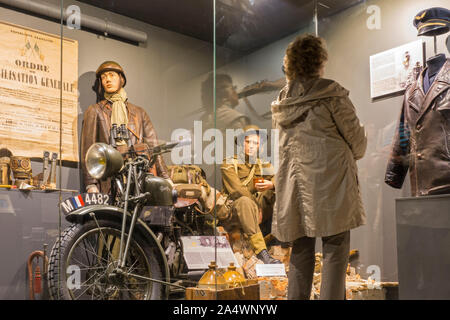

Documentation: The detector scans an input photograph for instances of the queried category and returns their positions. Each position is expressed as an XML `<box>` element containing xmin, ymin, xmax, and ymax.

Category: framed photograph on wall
<box><xmin>370</xmin><ymin>40</ymin><xmax>424</xmax><ymax>99</ymax></box>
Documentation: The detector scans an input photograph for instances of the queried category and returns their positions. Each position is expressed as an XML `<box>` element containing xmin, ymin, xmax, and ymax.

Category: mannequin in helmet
<box><xmin>81</xmin><ymin>61</ymin><xmax>170</xmax><ymax>193</ymax></box>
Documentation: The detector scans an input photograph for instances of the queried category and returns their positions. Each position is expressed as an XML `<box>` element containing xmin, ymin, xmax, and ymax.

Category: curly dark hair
<box><xmin>284</xmin><ymin>34</ymin><xmax>328</xmax><ymax>81</ymax></box>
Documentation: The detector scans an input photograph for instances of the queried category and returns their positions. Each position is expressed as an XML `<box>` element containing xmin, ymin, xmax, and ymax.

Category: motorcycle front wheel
<box><xmin>48</xmin><ymin>219</ymin><xmax>165</xmax><ymax>300</ymax></box>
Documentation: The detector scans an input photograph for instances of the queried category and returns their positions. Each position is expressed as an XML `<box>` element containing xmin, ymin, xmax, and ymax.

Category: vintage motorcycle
<box><xmin>47</xmin><ymin>125</ymin><xmax>213</xmax><ymax>300</ymax></box>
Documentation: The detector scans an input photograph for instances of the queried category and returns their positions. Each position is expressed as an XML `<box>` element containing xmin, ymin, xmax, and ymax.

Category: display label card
<box><xmin>369</xmin><ymin>39</ymin><xmax>424</xmax><ymax>98</ymax></box>
<box><xmin>255</xmin><ymin>263</ymin><xmax>286</xmax><ymax>277</ymax></box>
<box><xmin>181</xmin><ymin>236</ymin><xmax>240</xmax><ymax>270</ymax></box>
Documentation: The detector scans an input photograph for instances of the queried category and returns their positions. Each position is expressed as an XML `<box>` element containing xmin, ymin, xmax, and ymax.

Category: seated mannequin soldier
<box><xmin>81</xmin><ymin>61</ymin><xmax>170</xmax><ymax>193</ymax></box>
<box><xmin>219</xmin><ymin>125</ymin><xmax>281</xmax><ymax>264</ymax></box>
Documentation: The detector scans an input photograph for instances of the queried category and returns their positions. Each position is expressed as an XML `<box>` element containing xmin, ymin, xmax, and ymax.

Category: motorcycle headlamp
<box><xmin>86</xmin><ymin>143</ymin><xmax>124</xmax><ymax>180</ymax></box>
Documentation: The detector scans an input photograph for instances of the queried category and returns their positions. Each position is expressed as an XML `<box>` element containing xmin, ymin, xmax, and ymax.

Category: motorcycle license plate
<box><xmin>60</xmin><ymin>193</ymin><xmax>111</xmax><ymax>215</ymax></box>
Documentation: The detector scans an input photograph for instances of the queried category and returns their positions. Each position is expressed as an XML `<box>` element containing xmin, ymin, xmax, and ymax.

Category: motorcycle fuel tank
<box><xmin>144</xmin><ymin>174</ymin><xmax>175</xmax><ymax>206</ymax></box>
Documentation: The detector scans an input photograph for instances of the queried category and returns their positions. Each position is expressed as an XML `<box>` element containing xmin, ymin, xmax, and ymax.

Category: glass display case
<box><xmin>0</xmin><ymin>0</ymin><xmax>448</xmax><ymax>301</ymax></box>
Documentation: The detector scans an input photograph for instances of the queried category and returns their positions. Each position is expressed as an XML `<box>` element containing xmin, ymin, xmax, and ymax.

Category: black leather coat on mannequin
<box><xmin>385</xmin><ymin>59</ymin><xmax>450</xmax><ymax>196</ymax></box>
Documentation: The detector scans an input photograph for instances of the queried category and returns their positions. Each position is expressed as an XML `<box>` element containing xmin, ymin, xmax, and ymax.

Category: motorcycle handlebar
<box><xmin>150</xmin><ymin>139</ymin><xmax>191</xmax><ymax>154</ymax></box>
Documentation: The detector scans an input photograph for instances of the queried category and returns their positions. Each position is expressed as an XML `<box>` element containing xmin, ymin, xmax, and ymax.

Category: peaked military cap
<box><xmin>413</xmin><ymin>7</ymin><xmax>450</xmax><ymax>36</ymax></box>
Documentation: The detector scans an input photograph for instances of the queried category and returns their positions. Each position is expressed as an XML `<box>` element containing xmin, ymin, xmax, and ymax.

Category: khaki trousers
<box><xmin>220</xmin><ymin>195</ymin><xmax>264</xmax><ymax>253</ymax></box>
<box><xmin>224</xmin><ymin>189</ymin><xmax>275</xmax><ymax>235</ymax></box>
<box><xmin>220</xmin><ymin>190</ymin><xmax>275</xmax><ymax>254</ymax></box>
<box><xmin>288</xmin><ymin>230</ymin><xmax>350</xmax><ymax>300</ymax></box>
<box><xmin>228</xmin><ymin>196</ymin><xmax>260</xmax><ymax>235</ymax></box>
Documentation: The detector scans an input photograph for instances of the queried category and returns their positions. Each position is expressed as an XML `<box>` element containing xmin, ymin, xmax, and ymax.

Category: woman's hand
<box><xmin>255</xmin><ymin>179</ymin><xmax>274</xmax><ymax>192</ymax></box>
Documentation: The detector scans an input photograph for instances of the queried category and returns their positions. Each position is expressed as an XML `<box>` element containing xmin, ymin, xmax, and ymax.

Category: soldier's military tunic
<box><xmin>200</xmin><ymin>102</ymin><xmax>250</xmax><ymax>191</ymax></box>
<box><xmin>220</xmin><ymin>154</ymin><xmax>275</xmax><ymax>253</ymax></box>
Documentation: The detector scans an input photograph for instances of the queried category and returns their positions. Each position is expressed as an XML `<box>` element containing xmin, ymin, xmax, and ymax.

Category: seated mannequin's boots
<box><xmin>256</xmin><ymin>249</ymin><xmax>282</xmax><ymax>264</ymax></box>
<box><xmin>249</xmin><ymin>232</ymin><xmax>282</xmax><ymax>264</ymax></box>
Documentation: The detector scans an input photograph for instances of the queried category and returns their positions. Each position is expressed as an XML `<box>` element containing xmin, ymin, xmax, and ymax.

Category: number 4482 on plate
<box><xmin>60</xmin><ymin>193</ymin><xmax>111</xmax><ymax>215</ymax></box>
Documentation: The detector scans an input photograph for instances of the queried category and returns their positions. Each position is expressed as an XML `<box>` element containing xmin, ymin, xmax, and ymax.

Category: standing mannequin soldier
<box><xmin>220</xmin><ymin>125</ymin><xmax>281</xmax><ymax>264</ymax></box>
<box><xmin>81</xmin><ymin>61</ymin><xmax>170</xmax><ymax>193</ymax></box>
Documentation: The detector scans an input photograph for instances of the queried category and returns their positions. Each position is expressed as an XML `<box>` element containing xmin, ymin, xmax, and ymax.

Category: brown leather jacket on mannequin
<box><xmin>81</xmin><ymin>99</ymin><xmax>169</xmax><ymax>193</ymax></box>
<box><xmin>385</xmin><ymin>59</ymin><xmax>450</xmax><ymax>196</ymax></box>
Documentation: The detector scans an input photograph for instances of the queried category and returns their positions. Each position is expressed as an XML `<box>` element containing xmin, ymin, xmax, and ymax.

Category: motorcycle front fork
<box><xmin>119</xmin><ymin>163</ymin><xmax>144</xmax><ymax>269</ymax></box>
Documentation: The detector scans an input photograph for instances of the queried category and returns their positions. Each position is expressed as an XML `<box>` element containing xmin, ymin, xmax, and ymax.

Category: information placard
<box><xmin>255</xmin><ymin>263</ymin><xmax>286</xmax><ymax>277</ymax></box>
<box><xmin>369</xmin><ymin>40</ymin><xmax>423</xmax><ymax>98</ymax></box>
<box><xmin>181</xmin><ymin>236</ymin><xmax>239</xmax><ymax>270</ymax></box>
<box><xmin>0</xmin><ymin>21</ymin><xmax>79</xmax><ymax>161</ymax></box>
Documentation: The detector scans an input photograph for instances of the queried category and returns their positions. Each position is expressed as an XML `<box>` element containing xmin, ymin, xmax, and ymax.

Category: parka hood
<box><xmin>271</xmin><ymin>78</ymin><xmax>349</xmax><ymax>127</ymax></box>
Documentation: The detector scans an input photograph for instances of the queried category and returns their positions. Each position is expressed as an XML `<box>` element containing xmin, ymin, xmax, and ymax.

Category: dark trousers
<box><xmin>288</xmin><ymin>230</ymin><xmax>350</xmax><ymax>300</ymax></box>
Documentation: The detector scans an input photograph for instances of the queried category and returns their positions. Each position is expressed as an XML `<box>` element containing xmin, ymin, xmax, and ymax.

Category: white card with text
<box><xmin>255</xmin><ymin>263</ymin><xmax>286</xmax><ymax>277</ymax></box>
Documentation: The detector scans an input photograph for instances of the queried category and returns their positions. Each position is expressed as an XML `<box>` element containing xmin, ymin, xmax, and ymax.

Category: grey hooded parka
<box><xmin>271</xmin><ymin>78</ymin><xmax>367</xmax><ymax>241</ymax></box>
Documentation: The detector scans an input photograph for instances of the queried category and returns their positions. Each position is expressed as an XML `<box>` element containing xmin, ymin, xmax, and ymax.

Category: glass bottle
<box><xmin>198</xmin><ymin>261</ymin><xmax>228</xmax><ymax>290</ymax></box>
<box><xmin>223</xmin><ymin>262</ymin><xmax>246</xmax><ymax>288</ymax></box>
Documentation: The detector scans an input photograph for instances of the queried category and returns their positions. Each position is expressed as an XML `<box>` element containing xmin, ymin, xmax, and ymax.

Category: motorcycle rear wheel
<box><xmin>48</xmin><ymin>219</ymin><xmax>165</xmax><ymax>300</ymax></box>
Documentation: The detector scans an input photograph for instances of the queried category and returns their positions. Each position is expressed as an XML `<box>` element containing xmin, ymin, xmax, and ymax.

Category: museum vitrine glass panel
<box><xmin>0</xmin><ymin>0</ymin><xmax>448</xmax><ymax>301</ymax></box>
<box><xmin>314</xmin><ymin>0</ymin><xmax>449</xmax><ymax>296</ymax></box>
<box><xmin>0</xmin><ymin>0</ymin><xmax>69</xmax><ymax>300</ymax></box>
<box><xmin>52</xmin><ymin>0</ymin><xmax>218</xmax><ymax>300</ymax></box>
<box><xmin>211</xmin><ymin>0</ymin><xmax>450</xmax><ymax>301</ymax></box>
<box><xmin>311</xmin><ymin>0</ymin><xmax>450</xmax><ymax>300</ymax></box>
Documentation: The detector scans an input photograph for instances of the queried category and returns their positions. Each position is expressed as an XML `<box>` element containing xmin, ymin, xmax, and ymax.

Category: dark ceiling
<box><xmin>79</xmin><ymin>0</ymin><xmax>363</xmax><ymax>54</ymax></box>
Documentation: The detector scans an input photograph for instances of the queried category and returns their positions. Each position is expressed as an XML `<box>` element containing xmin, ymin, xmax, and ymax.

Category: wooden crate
<box><xmin>185</xmin><ymin>280</ymin><xmax>260</xmax><ymax>300</ymax></box>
